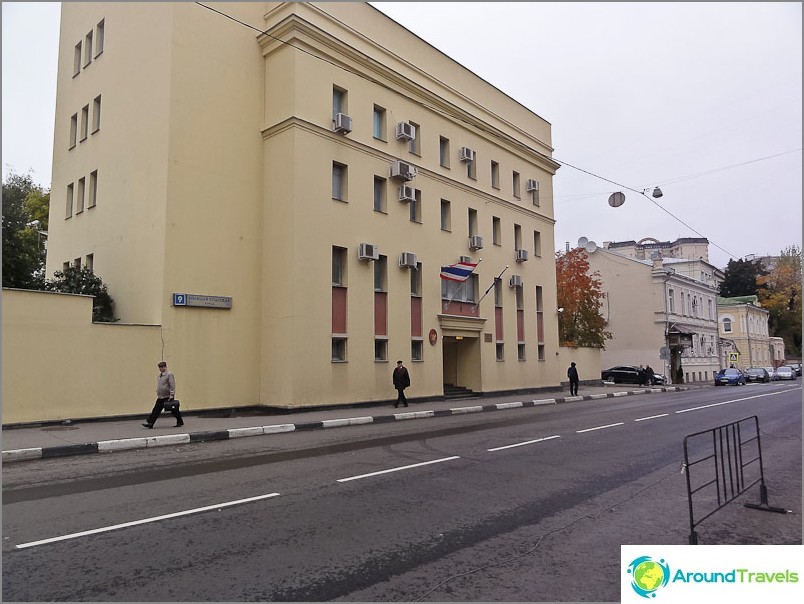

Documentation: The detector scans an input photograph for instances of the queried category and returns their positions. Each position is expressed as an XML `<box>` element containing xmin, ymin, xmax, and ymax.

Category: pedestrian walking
<box><xmin>646</xmin><ymin>364</ymin><xmax>655</xmax><ymax>386</ymax></box>
<box><xmin>638</xmin><ymin>365</ymin><xmax>647</xmax><ymax>386</ymax></box>
<box><xmin>142</xmin><ymin>361</ymin><xmax>184</xmax><ymax>428</ymax></box>
<box><xmin>567</xmin><ymin>361</ymin><xmax>580</xmax><ymax>396</ymax></box>
<box><xmin>392</xmin><ymin>360</ymin><xmax>410</xmax><ymax>408</ymax></box>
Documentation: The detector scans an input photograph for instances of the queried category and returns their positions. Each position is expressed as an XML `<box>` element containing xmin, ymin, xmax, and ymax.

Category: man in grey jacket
<box><xmin>142</xmin><ymin>361</ymin><xmax>184</xmax><ymax>428</ymax></box>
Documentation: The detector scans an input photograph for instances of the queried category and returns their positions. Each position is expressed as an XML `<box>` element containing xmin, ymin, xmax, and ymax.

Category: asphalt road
<box><xmin>3</xmin><ymin>383</ymin><xmax>801</xmax><ymax>602</ymax></box>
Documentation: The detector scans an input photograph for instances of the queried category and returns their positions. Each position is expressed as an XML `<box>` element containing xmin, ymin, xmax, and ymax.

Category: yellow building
<box><xmin>717</xmin><ymin>296</ymin><xmax>773</xmax><ymax>370</ymax></box>
<box><xmin>15</xmin><ymin>2</ymin><xmax>568</xmax><ymax>421</ymax></box>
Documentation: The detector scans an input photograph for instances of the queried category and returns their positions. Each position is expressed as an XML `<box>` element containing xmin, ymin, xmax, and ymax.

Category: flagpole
<box><xmin>443</xmin><ymin>258</ymin><xmax>481</xmax><ymax>310</ymax></box>
<box><xmin>475</xmin><ymin>265</ymin><xmax>509</xmax><ymax>309</ymax></box>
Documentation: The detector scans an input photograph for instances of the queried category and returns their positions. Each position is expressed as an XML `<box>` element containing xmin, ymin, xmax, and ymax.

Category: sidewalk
<box><xmin>1</xmin><ymin>383</ymin><xmax>693</xmax><ymax>463</ymax></box>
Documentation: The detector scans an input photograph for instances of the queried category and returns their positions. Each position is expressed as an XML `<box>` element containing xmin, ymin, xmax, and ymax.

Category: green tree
<box><xmin>556</xmin><ymin>248</ymin><xmax>612</xmax><ymax>348</ymax></box>
<box><xmin>44</xmin><ymin>266</ymin><xmax>118</xmax><ymax>323</ymax></box>
<box><xmin>719</xmin><ymin>257</ymin><xmax>767</xmax><ymax>298</ymax></box>
<box><xmin>2</xmin><ymin>171</ymin><xmax>49</xmax><ymax>288</ymax></box>
<box><xmin>757</xmin><ymin>245</ymin><xmax>802</xmax><ymax>357</ymax></box>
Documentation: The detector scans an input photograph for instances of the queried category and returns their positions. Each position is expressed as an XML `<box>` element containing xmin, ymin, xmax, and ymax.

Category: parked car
<box><xmin>776</xmin><ymin>366</ymin><xmax>797</xmax><ymax>380</ymax></box>
<box><xmin>714</xmin><ymin>368</ymin><xmax>746</xmax><ymax>386</ymax></box>
<box><xmin>601</xmin><ymin>365</ymin><xmax>664</xmax><ymax>385</ymax></box>
<box><xmin>745</xmin><ymin>368</ymin><xmax>770</xmax><ymax>383</ymax></box>
<box><xmin>764</xmin><ymin>367</ymin><xmax>779</xmax><ymax>381</ymax></box>
<box><xmin>787</xmin><ymin>362</ymin><xmax>802</xmax><ymax>376</ymax></box>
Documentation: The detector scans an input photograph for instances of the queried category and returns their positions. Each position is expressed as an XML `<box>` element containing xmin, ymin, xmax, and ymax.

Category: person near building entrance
<box><xmin>567</xmin><ymin>361</ymin><xmax>580</xmax><ymax>396</ymax></box>
<box><xmin>142</xmin><ymin>361</ymin><xmax>183</xmax><ymax>428</ymax></box>
<box><xmin>393</xmin><ymin>360</ymin><xmax>410</xmax><ymax>408</ymax></box>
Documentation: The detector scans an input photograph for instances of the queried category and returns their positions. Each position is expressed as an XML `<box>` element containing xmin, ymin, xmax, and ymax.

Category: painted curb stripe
<box><xmin>189</xmin><ymin>430</ymin><xmax>229</xmax><ymax>443</ymax></box>
<box><xmin>41</xmin><ymin>443</ymin><xmax>99</xmax><ymax>458</ymax></box>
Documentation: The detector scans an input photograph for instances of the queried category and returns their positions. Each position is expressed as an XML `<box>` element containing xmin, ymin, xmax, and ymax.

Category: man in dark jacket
<box><xmin>567</xmin><ymin>361</ymin><xmax>580</xmax><ymax>396</ymax></box>
<box><xmin>393</xmin><ymin>360</ymin><xmax>410</xmax><ymax>408</ymax></box>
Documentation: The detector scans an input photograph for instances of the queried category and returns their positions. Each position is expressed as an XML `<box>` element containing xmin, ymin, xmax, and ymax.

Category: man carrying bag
<box><xmin>142</xmin><ymin>361</ymin><xmax>184</xmax><ymax>428</ymax></box>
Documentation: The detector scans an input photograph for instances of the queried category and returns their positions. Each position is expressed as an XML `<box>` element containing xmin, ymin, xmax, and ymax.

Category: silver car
<box><xmin>776</xmin><ymin>366</ymin><xmax>797</xmax><ymax>380</ymax></box>
<box><xmin>764</xmin><ymin>367</ymin><xmax>779</xmax><ymax>381</ymax></box>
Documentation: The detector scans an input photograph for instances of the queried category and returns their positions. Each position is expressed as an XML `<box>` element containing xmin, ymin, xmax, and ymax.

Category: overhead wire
<box><xmin>194</xmin><ymin>2</ymin><xmax>790</xmax><ymax>262</ymax></box>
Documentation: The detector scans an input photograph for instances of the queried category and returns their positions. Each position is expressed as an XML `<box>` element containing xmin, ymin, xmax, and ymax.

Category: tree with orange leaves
<box><xmin>757</xmin><ymin>245</ymin><xmax>802</xmax><ymax>357</ymax></box>
<box><xmin>555</xmin><ymin>247</ymin><xmax>612</xmax><ymax>348</ymax></box>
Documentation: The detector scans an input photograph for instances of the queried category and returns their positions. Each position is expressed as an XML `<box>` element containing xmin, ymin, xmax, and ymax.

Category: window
<box><xmin>533</xmin><ymin>231</ymin><xmax>542</xmax><ymax>257</ymax></box>
<box><xmin>92</xmin><ymin>95</ymin><xmax>101</xmax><ymax>133</ymax></box>
<box><xmin>63</xmin><ymin>262</ymin><xmax>70</xmax><ymax>272</ymax></box>
<box><xmin>410</xmin><ymin>262</ymin><xmax>422</xmax><ymax>296</ymax></box>
<box><xmin>515</xmin><ymin>284</ymin><xmax>524</xmax><ymax>310</ymax></box>
<box><xmin>491</xmin><ymin>161</ymin><xmax>500</xmax><ymax>189</ymax></box>
<box><xmin>373</xmin><ymin>176</ymin><xmax>386</xmax><ymax>212</ymax></box>
<box><xmin>74</xmin><ymin>257</ymin><xmax>82</xmax><ymax>269</ymax></box>
<box><xmin>374</xmin><ymin>255</ymin><xmax>387</xmax><ymax>292</ymax></box>
<box><xmin>538</xmin><ymin>344</ymin><xmax>545</xmax><ymax>361</ymax></box>
<box><xmin>518</xmin><ymin>344</ymin><xmax>526</xmax><ymax>361</ymax></box>
<box><xmin>80</xmin><ymin>105</ymin><xmax>89</xmax><ymax>141</ymax></box>
<box><xmin>493</xmin><ymin>216</ymin><xmax>501</xmax><ymax>245</ymax></box>
<box><xmin>721</xmin><ymin>317</ymin><xmax>732</xmax><ymax>333</ymax></box>
<box><xmin>442</xmin><ymin>274</ymin><xmax>478</xmax><ymax>303</ymax></box>
<box><xmin>409</xmin><ymin>189</ymin><xmax>421</xmax><ymax>223</ymax></box>
<box><xmin>411</xmin><ymin>340</ymin><xmax>423</xmax><ymax>361</ymax></box>
<box><xmin>69</xmin><ymin>113</ymin><xmax>78</xmax><ymax>149</ymax></box>
<box><xmin>332</xmin><ymin>162</ymin><xmax>347</xmax><ymax>201</ymax></box>
<box><xmin>514</xmin><ymin>224</ymin><xmax>522</xmax><ymax>250</ymax></box>
<box><xmin>332</xmin><ymin>338</ymin><xmax>347</xmax><ymax>362</ymax></box>
<box><xmin>494</xmin><ymin>279</ymin><xmax>502</xmax><ymax>307</ymax></box>
<box><xmin>468</xmin><ymin>208</ymin><xmax>478</xmax><ymax>237</ymax></box>
<box><xmin>332</xmin><ymin>246</ymin><xmax>347</xmax><ymax>286</ymax></box>
<box><xmin>530</xmin><ymin>181</ymin><xmax>540</xmax><ymax>206</ymax></box>
<box><xmin>708</xmin><ymin>298</ymin><xmax>713</xmax><ymax>319</ymax></box>
<box><xmin>681</xmin><ymin>292</ymin><xmax>686</xmax><ymax>315</ymax></box>
<box><xmin>65</xmin><ymin>183</ymin><xmax>74</xmax><ymax>219</ymax></box>
<box><xmin>668</xmin><ymin>288</ymin><xmax>675</xmax><ymax>313</ymax></box>
<box><xmin>332</xmin><ymin>86</ymin><xmax>346</xmax><ymax>118</ymax></box>
<box><xmin>372</xmin><ymin>105</ymin><xmax>385</xmax><ymax>140</ymax></box>
<box><xmin>86</xmin><ymin>253</ymin><xmax>94</xmax><ymax>272</ymax></box>
<box><xmin>76</xmin><ymin>177</ymin><xmax>86</xmax><ymax>214</ymax></box>
<box><xmin>513</xmin><ymin>171</ymin><xmax>521</xmax><ymax>199</ymax></box>
<box><xmin>440</xmin><ymin>199</ymin><xmax>451</xmax><ymax>231</ymax></box>
<box><xmin>88</xmin><ymin>170</ymin><xmax>98</xmax><ymax>208</ymax></box>
<box><xmin>374</xmin><ymin>339</ymin><xmax>388</xmax><ymax>362</ymax></box>
<box><xmin>496</xmin><ymin>343</ymin><xmax>504</xmax><ymax>361</ymax></box>
<box><xmin>439</xmin><ymin>136</ymin><xmax>450</xmax><ymax>168</ymax></box>
<box><xmin>95</xmin><ymin>19</ymin><xmax>105</xmax><ymax>57</ymax></box>
<box><xmin>84</xmin><ymin>31</ymin><xmax>93</xmax><ymax>67</ymax></box>
<box><xmin>73</xmin><ymin>42</ymin><xmax>82</xmax><ymax>76</ymax></box>
<box><xmin>467</xmin><ymin>153</ymin><xmax>477</xmax><ymax>180</ymax></box>
<box><xmin>408</xmin><ymin>121</ymin><xmax>420</xmax><ymax>155</ymax></box>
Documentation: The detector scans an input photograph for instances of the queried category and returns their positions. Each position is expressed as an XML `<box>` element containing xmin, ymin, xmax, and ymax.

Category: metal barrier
<box><xmin>683</xmin><ymin>415</ymin><xmax>787</xmax><ymax>544</ymax></box>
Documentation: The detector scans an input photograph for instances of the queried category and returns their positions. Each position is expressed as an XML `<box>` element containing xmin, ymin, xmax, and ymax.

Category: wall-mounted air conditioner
<box><xmin>459</xmin><ymin>147</ymin><xmax>475</xmax><ymax>162</ymax></box>
<box><xmin>398</xmin><ymin>185</ymin><xmax>417</xmax><ymax>202</ymax></box>
<box><xmin>469</xmin><ymin>235</ymin><xmax>484</xmax><ymax>250</ymax></box>
<box><xmin>515</xmin><ymin>249</ymin><xmax>529</xmax><ymax>262</ymax></box>
<box><xmin>390</xmin><ymin>160</ymin><xmax>416</xmax><ymax>181</ymax></box>
<box><xmin>395</xmin><ymin>122</ymin><xmax>416</xmax><ymax>141</ymax></box>
<box><xmin>399</xmin><ymin>252</ymin><xmax>417</xmax><ymax>268</ymax></box>
<box><xmin>509</xmin><ymin>275</ymin><xmax>523</xmax><ymax>288</ymax></box>
<box><xmin>333</xmin><ymin>113</ymin><xmax>352</xmax><ymax>134</ymax></box>
<box><xmin>358</xmin><ymin>243</ymin><xmax>379</xmax><ymax>261</ymax></box>
<box><xmin>526</xmin><ymin>179</ymin><xmax>539</xmax><ymax>192</ymax></box>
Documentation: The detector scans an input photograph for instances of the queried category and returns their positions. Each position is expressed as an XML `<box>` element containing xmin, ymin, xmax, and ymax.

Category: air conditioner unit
<box><xmin>395</xmin><ymin>122</ymin><xmax>416</xmax><ymax>141</ymax></box>
<box><xmin>398</xmin><ymin>185</ymin><xmax>417</xmax><ymax>203</ymax></box>
<box><xmin>459</xmin><ymin>147</ymin><xmax>475</xmax><ymax>162</ymax></box>
<box><xmin>515</xmin><ymin>249</ymin><xmax>529</xmax><ymax>262</ymax></box>
<box><xmin>459</xmin><ymin>255</ymin><xmax>473</xmax><ymax>264</ymax></box>
<box><xmin>469</xmin><ymin>235</ymin><xmax>484</xmax><ymax>250</ymax></box>
<box><xmin>525</xmin><ymin>179</ymin><xmax>539</xmax><ymax>192</ymax></box>
<box><xmin>333</xmin><ymin>113</ymin><xmax>352</xmax><ymax>134</ymax></box>
<box><xmin>390</xmin><ymin>160</ymin><xmax>416</xmax><ymax>181</ymax></box>
<box><xmin>358</xmin><ymin>243</ymin><xmax>379</xmax><ymax>261</ymax></box>
<box><xmin>399</xmin><ymin>252</ymin><xmax>417</xmax><ymax>268</ymax></box>
<box><xmin>509</xmin><ymin>275</ymin><xmax>523</xmax><ymax>288</ymax></box>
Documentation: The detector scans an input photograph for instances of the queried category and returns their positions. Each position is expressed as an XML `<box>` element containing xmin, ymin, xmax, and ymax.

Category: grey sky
<box><xmin>3</xmin><ymin>2</ymin><xmax>802</xmax><ymax>270</ymax></box>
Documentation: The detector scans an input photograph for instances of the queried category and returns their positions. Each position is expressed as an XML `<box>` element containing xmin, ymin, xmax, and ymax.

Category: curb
<box><xmin>1</xmin><ymin>387</ymin><xmax>682</xmax><ymax>463</ymax></box>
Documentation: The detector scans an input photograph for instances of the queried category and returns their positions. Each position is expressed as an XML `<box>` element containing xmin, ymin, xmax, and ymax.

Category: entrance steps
<box><xmin>443</xmin><ymin>384</ymin><xmax>476</xmax><ymax>400</ymax></box>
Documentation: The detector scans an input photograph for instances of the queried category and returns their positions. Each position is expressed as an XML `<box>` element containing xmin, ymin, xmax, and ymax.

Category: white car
<box><xmin>764</xmin><ymin>367</ymin><xmax>779</xmax><ymax>381</ymax></box>
<box><xmin>775</xmin><ymin>366</ymin><xmax>797</xmax><ymax>381</ymax></box>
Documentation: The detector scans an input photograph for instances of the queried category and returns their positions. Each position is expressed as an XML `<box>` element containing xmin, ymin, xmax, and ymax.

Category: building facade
<box><xmin>41</xmin><ymin>2</ymin><xmax>564</xmax><ymax>412</ymax></box>
<box><xmin>586</xmin><ymin>239</ymin><xmax>723</xmax><ymax>383</ymax></box>
<box><xmin>717</xmin><ymin>296</ymin><xmax>773</xmax><ymax>370</ymax></box>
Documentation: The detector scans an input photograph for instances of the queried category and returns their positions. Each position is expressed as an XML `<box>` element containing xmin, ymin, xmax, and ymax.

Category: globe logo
<box><xmin>627</xmin><ymin>556</ymin><xmax>670</xmax><ymax>598</ymax></box>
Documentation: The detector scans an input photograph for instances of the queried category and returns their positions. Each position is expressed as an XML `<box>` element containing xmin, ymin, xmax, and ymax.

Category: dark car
<box><xmin>745</xmin><ymin>368</ymin><xmax>770</xmax><ymax>383</ymax></box>
<box><xmin>787</xmin><ymin>363</ymin><xmax>802</xmax><ymax>376</ymax></box>
<box><xmin>714</xmin><ymin>368</ymin><xmax>746</xmax><ymax>386</ymax></box>
<box><xmin>601</xmin><ymin>365</ymin><xmax>664</xmax><ymax>385</ymax></box>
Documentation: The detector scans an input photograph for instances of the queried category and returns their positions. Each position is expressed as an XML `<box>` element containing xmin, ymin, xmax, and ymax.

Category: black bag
<box><xmin>163</xmin><ymin>400</ymin><xmax>180</xmax><ymax>412</ymax></box>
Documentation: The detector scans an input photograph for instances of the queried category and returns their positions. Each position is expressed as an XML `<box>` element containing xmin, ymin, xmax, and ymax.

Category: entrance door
<box><xmin>441</xmin><ymin>335</ymin><xmax>481</xmax><ymax>392</ymax></box>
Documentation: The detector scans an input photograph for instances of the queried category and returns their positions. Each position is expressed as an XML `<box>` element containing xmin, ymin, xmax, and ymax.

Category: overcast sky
<box><xmin>3</xmin><ymin>2</ymin><xmax>802</xmax><ymax>270</ymax></box>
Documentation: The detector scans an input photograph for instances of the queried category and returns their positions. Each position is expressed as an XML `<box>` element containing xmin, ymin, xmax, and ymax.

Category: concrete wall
<box><xmin>557</xmin><ymin>346</ymin><xmax>602</xmax><ymax>383</ymax></box>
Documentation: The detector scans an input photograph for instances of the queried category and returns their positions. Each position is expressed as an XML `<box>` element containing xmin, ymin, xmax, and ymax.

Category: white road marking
<box><xmin>15</xmin><ymin>492</ymin><xmax>281</xmax><ymax>550</ymax></box>
<box><xmin>336</xmin><ymin>456</ymin><xmax>461</xmax><ymax>483</ymax></box>
<box><xmin>487</xmin><ymin>435</ymin><xmax>561</xmax><ymax>452</ymax></box>
<box><xmin>675</xmin><ymin>390</ymin><xmax>793</xmax><ymax>414</ymax></box>
<box><xmin>576</xmin><ymin>422</ymin><xmax>624</xmax><ymax>433</ymax></box>
<box><xmin>634</xmin><ymin>413</ymin><xmax>669</xmax><ymax>422</ymax></box>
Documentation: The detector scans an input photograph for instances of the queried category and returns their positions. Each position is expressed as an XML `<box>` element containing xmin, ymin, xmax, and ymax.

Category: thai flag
<box><xmin>440</xmin><ymin>261</ymin><xmax>478</xmax><ymax>282</ymax></box>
